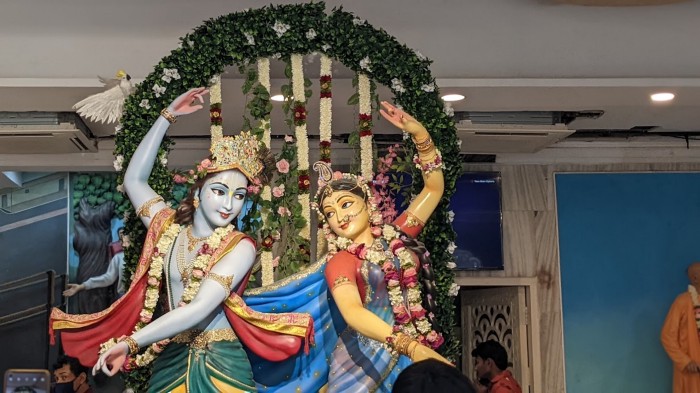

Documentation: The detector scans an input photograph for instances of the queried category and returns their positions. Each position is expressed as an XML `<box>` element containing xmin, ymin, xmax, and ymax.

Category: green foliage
<box><xmin>71</xmin><ymin>172</ymin><xmax>129</xmax><ymax>219</ymax></box>
<box><xmin>116</xmin><ymin>3</ymin><xmax>461</xmax><ymax>388</ymax></box>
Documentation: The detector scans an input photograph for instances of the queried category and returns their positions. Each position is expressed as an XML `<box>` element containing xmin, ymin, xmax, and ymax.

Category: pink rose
<box><xmin>272</xmin><ymin>185</ymin><xmax>285</xmax><ymax>198</ymax></box>
<box><xmin>191</xmin><ymin>269</ymin><xmax>204</xmax><ymax>279</ymax></box>
<box><xmin>200</xmin><ymin>158</ymin><xmax>212</xmax><ymax>169</ymax></box>
<box><xmin>188</xmin><ymin>169</ymin><xmax>195</xmax><ymax>175</ymax></box>
<box><xmin>332</xmin><ymin>171</ymin><xmax>343</xmax><ymax>181</ymax></box>
<box><xmin>247</xmin><ymin>185</ymin><xmax>261</xmax><ymax>195</ymax></box>
<box><xmin>388</xmin><ymin>278</ymin><xmax>400</xmax><ymax>287</ymax></box>
<box><xmin>276</xmin><ymin>159</ymin><xmax>290</xmax><ymax>174</ymax></box>
<box><xmin>147</xmin><ymin>277</ymin><xmax>159</xmax><ymax>287</ymax></box>
<box><xmin>139</xmin><ymin>310</ymin><xmax>152</xmax><ymax>324</ymax></box>
<box><xmin>371</xmin><ymin>226</ymin><xmax>382</xmax><ymax>237</ymax></box>
<box><xmin>410</xmin><ymin>304</ymin><xmax>426</xmax><ymax>319</ymax></box>
<box><xmin>426</xmin><ymin>331</ymin><xmax>445</xmax><ymax>349</ymax></box>
<box><xmin>173</xmin><ymin>174</ymin><xmax>187</xmax><ymax>184</ymax></box>
<box><xmin>284</xmin><ymin>135</ymin><xmax>294</xmax><ymax>143</ymax></box>
<box><xmin>347</xmin><ymin>243</ymin><xmax>360</xmax><ymax>255</ymax></box>
<box><xmin>357</xmin><ymin>246</ymin><xmax>368</xmax><ymax>260</ymax></box>
<box><xmin>390</xmin><ymin>239</ymin><xmax>405</xmax><ymax>253</ymax></box>
<box><xmin>384</xmin><ymin>270</ymin><xmax>400</xmax><ymax>282</ymax></box>
<box><xmin>382</xmin><ymin>261</ymin><xmax>394</xmax><ymax>271</ymax></box>
<box><xmin>393</xmin><ymin>306</ymin><xmax>411</xmax><ymax>324</ymax></box>
<box><xmin>277</xmin><ymin>206</ymin><xmax>291</xmax><ymax>216</ymax></box>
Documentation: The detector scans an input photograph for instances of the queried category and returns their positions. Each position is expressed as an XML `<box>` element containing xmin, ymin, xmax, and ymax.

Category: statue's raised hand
<box><xmin>379</xmin><ymin>101</ymin><xmax>428</xmax><ymax>140</ymax></box>
<box><xmin>167</xmin><ymin>87</ymin><xmax>209</xmax><ymax>117</ymax></box>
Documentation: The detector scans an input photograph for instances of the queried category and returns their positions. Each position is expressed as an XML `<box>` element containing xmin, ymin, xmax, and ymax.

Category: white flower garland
<box><xmin>209</xmin><ymin>75</ymin><xmax>223</xmax><ymax>140</ymax></box>
<box><xmin>358</xmin><ymin>73</ymin><xmax>373</xmax><ymax>179</ymax></box>
<box><xmin>317</xmin><ymin>55</ymin><xmax>333</xmax><ymax>258</ymax></box>
<box><xmin>257</xmin><ymin>58</ymin><xmax>274</xmax><ymax>286</ymax></box>
<box><xmin>291</xmin><ymin>54</ymin><xmax>311</xmax><ymax>239</ymax></box>
<box><xmin>106</xmin><ymin>223</ymin><xmax>235</xmax><ymax>369</ymax></box>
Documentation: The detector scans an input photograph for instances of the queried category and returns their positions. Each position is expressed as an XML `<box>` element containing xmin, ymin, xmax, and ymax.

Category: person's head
<box><xmin>687</xmin><ymin>262</ymin><xmax>700</xmax><ymax>288</ymax></box>
<box><xmin>52</xmin><ymin>355</ymin><xmax>89</xmax><ymax>393</ymax></box>
<box><xmin>175</xmin><ymin>132</ymin><xmax>274</xmax><ymax>227</ymax></box>
<box><xmin>471</xmin><ymin>340</ymin><xmax>510</xmax><ymax>380</ymax></box>
<box><xmin>392</xmin><ymin>359</ymin><xmax>476</xmax><ymax>393</ymax></box>
<box><xmin>312</xmin><ymin>162</ymin><xmax>380</xmax><ymax>241</ymax></box>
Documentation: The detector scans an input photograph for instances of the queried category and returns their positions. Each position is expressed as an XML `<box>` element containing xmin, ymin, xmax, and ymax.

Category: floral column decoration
<box><xmin>291</xmin><ymin>54</ymin><xmax>311</xmax><ymax>240</ymax></box>
<box><xmin>317</xmin><ymin>54</ymin><xmax>333</xmax><ymax>257</ymax></box>
<box><xmin>257</xmin><ymin>58</ymin><xmax>275</xmax><ymax>286</ymax></box>
<box><xmin>358</xmin><ymin>73</ymin><xmax>373</xmax><ymax>179</ymax></box>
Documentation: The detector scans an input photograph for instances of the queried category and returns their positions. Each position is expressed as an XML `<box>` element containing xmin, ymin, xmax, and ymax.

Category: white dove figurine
<box><xmin>73</xmin><ymin>70</ymin><xmax>133</xmax><ymax>124</ymax></box>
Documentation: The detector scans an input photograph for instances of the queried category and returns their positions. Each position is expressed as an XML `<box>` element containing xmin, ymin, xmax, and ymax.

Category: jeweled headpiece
<box><xmin>311</xmin><ymin>161</ymin><xmax>375</xmax><ymax>222</ymax></box>
<box><xmin>207</xmin><ymin>130</ymin><xmax>264</xmax><ymax>182</ymax></box>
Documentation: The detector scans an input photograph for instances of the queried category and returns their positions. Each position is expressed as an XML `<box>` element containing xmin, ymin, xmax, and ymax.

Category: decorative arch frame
<box><xmin>115</xmin><ymin>2</ymin><xmax>461</xmax><ymax>362</ymax></box>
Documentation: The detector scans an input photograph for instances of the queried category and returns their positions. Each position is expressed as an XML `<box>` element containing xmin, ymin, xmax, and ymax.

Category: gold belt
<box><xmin>171</xmin><ymin>328</ymin><xmax>237</xmax><ymax>349</ymax></box>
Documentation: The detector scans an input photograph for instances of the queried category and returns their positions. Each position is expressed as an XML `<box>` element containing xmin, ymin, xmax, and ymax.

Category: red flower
<box><xmin>262</xmin><ymin>236</ymin><xmax>274</xmax><ymax>249</ymax></box>
<box><xmin>294</xmin><ymin>104</ymin><xmax>306</xmax><ymax>125</ymax></box>
<box><xmin>298</xmin><ymin>174</ymin><xmax>310</xmax><ymax>191</ymax></box>
<box><xmin>359</xmin><ymin>130</ymin><xmax>373</xmax><ymax>137</ymax></box>
<box><xmin>197</xmin><ymin>243</ymin><xmax>213</xmax><ymax>256</ymax></box>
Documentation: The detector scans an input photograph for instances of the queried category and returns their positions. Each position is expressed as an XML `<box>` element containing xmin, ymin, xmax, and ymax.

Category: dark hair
<box><xmin>471</xmin><ymin>340</ymin><xmax>509</xmax><ymax>370</ymax></box>
<box><xmin>175</xmin><ymin>146</ymin><xmax>275</xmax><ymax>226</ymax></box>
<box><xmin>53</xmin><ymin>355</ymin><xmax>88</xmax><ymax>378</ymax></box>
<box><xmin>392</xmin><ymin>359</ymin><xmax>476</xmax><ymax>393</ymax></box>
<box><xmin>318</xmin><ymin>178</ymin><xmax>368</xmax><ymax>209</ymax></box>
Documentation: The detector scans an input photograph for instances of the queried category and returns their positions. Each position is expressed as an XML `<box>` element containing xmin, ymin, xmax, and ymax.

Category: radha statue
<box><xmin>50</xmin><ymin>88</ymin><xmax>313</xmax><ymax>393</ymax></box>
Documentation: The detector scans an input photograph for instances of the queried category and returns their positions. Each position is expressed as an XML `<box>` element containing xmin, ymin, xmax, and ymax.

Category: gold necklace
<box><xmin>177</xmin><ymin>232</ymin><xmax>192</xmax><ymax>284</ymax></box>
<box><xmin>186</xmin><ymin>226</ymin><xmax>207</xmax><ymax>251</ymax></box>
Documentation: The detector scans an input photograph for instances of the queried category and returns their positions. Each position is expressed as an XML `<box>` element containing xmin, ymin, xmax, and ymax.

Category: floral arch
<box><xmin>115</xmin><ymin>3</ymin><xmax>461</xmax><ymax>380</ymax></box>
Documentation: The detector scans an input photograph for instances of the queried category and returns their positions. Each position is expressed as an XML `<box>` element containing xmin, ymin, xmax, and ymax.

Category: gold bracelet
<box><xmin>119</xmin><ymin>336</ymin><xmax>139</xmax><ymax>355</ymax></box>
<box><xmin>413</xmin><ymin>136</ymin><xmax>434</xmax><ymax>153</ymax></box>
<box><xmin>135</xmin><ymin>196</ymin><xmax>164</xmax><ymax>218</ymax></box>
<box><xmin>160</xmin><ymin>108</ymin><xmax>178</xmax><ymax>124</ymax></box>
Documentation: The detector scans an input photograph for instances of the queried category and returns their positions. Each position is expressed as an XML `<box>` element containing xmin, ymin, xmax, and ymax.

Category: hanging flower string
<box><xmin>333</xmin><ymin>223</ymin><xmax>444</xmax><ymax>350</ymax></box>
<box><xmin>317</xmin><ymin>55</ymin><xmax>333</xmax><ymax>257</ymax></box>
<box><xmin>209</xmin><ymin>75</ymin><xmax>223</xmax><ymax>139</ymax></box>
<box><xmin>358</xmin><ymin>73</ymin><xmax>373</xmax><ymax>179</ymax></box>
<box><xmin>291</xmin><ymin>54</ymin><xmax>311</xmax><ymax>240</ymax></box>
<box><xmin>257</xmin><ymin>58</ymin><xmax>275</xmax><ymax>286</ymax></box>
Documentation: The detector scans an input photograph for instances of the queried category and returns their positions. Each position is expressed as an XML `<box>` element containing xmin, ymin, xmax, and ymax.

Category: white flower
<box><xmin>447</xmin><ymin>261</ymin><xmax>457</xmax><ymax>269</ymax></box>
<box><xmin>187</xmin><ymin>39</ymin><xmax>194</xmax><ymax>47</ymax></box>
<box><xmin>447</xmin><ymin>210</ymin><xmax>455</xmax><ymax>223</ymax></box>
<box><xmin>359</xmin><ymin>56</ymin><xmax>371</xmax><ymax>72</ymax></box>
<box><xmin>139</xmin><ymin>99</ymin><xmax>151</xmax><ymax>109</ymax></box>
<box><xmin>244</xmin><ymin>32</ymin><xmax>255</xmax><ymax>45</ymax></box>
<box><xmin>448</xmin><ymin>283</ymin><xmax>460</xmax><ymax>297</ymax></box>
<box><xmin>272</xmin><ymin>53</ymin><xmax>282</xmax><ymax>60</ymax></box>
<box><xmin>391</xmin><ymin>78</ymin><xmax>406</xmax><ymax>93</ymax></box>
<box><xmin>415</xmin><ymin>51</ymin><xmax>427</xmax><ymax>61</ymax></box>
<box><xmin>161</xmin><ymin>74</ymin><xmax>171</xmax><ymax>83</ymax></box>
<box><xmin>444</xmin><ymin>104</ymin><xmax>455</xmax><ymax>117</ymax></box>
<box><xmin>273</xmin><ymin>21</ymin><xmax>290</xmax><ymax>37</ymax></box>
<box><xmin>113</xmin><ymin>155</ymin><xmax>124</xmax><ymax>172</ymax></box>
<box><xmin>152</xmin><ymin>84</ymin><xmax>166</xmax><ymax>98</ymax></box>
<box><xmin>122</xmin><ymin>235</ymin><xmax>131</xmax><ymax>248</ymax></box>
<box><xmin>321</xmin><ymin>44</ymin><xmax>331</xmax><ymax>52</ymax></box>
<box><xmin>123</xmin><ymin>210</ymin><xmax>130</xmax><ymax>223</ymax></box>
<box><xmin>447</xmin><ymin>241</ymin><xmax>457</xmax><ymax>254</ymax></box>
<box><xmin>210</xmin><ymin>75</ymin><xmax>221</xmax><ymax>86</ymax></box>
<box><xmin>403</xmin><ymin>131</ymin><xmax>411</xmax><ymax>140</ymax></box>
<box><xmin>421</xmin><ymin>83</ymin><xmax>435</xmax><ymax>93</ymax></box>
<box><xmin>160</xmin><ymin>154</ymin><xmax>168</xmax><ymax>166</ymax></box>
<box><xmin>115</xmin><ymin>124</ymin><xmax>123</xmax><ymax>133</ymax></box>
<box><xmin>116</xmin><ymin>183</ymin><xmax>125</xmax><ymax>193</ymax></box>
<box><xmin>352</xmin><ymin>17</ymin><xmax>364</xmax><ymax>25</ymax></box>
<box><xmin>162</xmin><ymin>68</ymin><xmax>180</xmax><ymax>83</ymax></box>
<box><xmin>457</xmin><ymin>139</ymin><xmax>463</xmax><ymax>148</ymax></box>
<box><xmin>306</xmin><ymin>29</ymin><xmax>317</xmax><ymax>40</ymax></box>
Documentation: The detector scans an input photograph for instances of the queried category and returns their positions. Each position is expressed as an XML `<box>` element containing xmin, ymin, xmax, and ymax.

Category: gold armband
<box><xmin>135</xmin><ymin>196</ymin><xmax>164</xmax><ymax>218</ymax></box>
<box><xmin>206</xmin><ymin>272</ymin><xmax>234</xmax><ymax>293</ymax></box>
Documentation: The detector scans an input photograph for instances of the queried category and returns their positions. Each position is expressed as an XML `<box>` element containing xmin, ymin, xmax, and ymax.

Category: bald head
<box><xmin>687</xmin><ymin>263</ymin><xmax>700</xmax><ymax>285</ymax></box>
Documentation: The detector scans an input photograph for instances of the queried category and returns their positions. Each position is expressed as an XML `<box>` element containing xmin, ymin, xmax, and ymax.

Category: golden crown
<box><xmin>207</xmin><ymin>130</ymin><xmax>263</xmax><ymax>182</ymax></box>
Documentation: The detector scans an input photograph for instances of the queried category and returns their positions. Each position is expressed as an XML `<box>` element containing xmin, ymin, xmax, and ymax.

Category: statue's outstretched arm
<box><xmin>123</xmin><ymin>87</ymin><xmax>209</xmax><ymax>228</ymax></box>
<box><xmin>93</xmin><ymin>238</ymin><xmax>254</xmax><ymax>376</ymax></box>
<box><xmin>379</xmin><ymin>102</ymin><xmax>444</xmax><ymax>224</ymax></box>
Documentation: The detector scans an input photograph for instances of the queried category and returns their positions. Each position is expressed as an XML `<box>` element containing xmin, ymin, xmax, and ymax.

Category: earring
<box><xmin>193</xmin><ymin>196</ymin><xmax>200</xmax><ymax>209</ymax></box>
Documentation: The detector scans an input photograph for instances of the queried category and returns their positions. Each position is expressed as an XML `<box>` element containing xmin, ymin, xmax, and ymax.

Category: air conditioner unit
<box><xmin>456</xmin><ymin>120</ymin><xmax>573</xmax><ymax>154</ymax></box>
<box><xmin>0</xmin><ymin>112</ymin><xmax>97</xmax><ymax>154</ymax></box>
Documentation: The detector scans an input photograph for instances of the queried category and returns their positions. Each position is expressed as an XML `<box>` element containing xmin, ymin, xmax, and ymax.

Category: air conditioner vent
<box><xmin>456</xmin><ymin>120</ymin><xmax>573</xmax><ymax>154</ymax></box>
<box><xmin>0</xmin><ymin>112</ymin><xmax>97</xmax><ymax>154</ymax></box>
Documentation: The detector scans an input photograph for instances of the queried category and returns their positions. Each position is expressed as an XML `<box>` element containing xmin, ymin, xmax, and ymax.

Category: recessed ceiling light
<box><xmin>271</xmin><ymin>94</ymin><xmax>285</xmax><ymax>102</ymax></box>
<box><xmin>441</xmin><ymin>94</ymin><xmax>465</xmax><ymax>102</ymax></box>
<box><xmin>650</xmin><ymin>92</ymin><xmax>675</xmax><ymax>102</ymax></box>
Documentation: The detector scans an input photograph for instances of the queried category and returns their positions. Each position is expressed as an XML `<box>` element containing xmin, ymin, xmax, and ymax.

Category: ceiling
<box><xmin>1</xmin><ymin>0</ymin><xmax>699</xmax><ymax>169</ymax></box>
